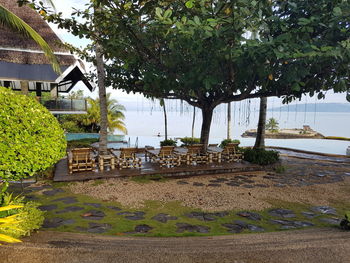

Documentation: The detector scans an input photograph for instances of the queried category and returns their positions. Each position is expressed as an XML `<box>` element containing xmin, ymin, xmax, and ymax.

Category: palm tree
<box><xmin>83</xmin><ymin>94</ymin><xmax>127</xmax><ymax>135</ymax></box>
<box><xmin>159</xmin><ymin>98</ymin><xmax>168</xmax><ymax>140</ymax></box>
<box><xmin>0</xmin><ymin>0</ymin><xmax>60</xmax><ymax>73</ymax></box>
<box><xmin>266</xmin><ymin>118</ymin><xmax>279</xmax><ymax>133</ymax></box>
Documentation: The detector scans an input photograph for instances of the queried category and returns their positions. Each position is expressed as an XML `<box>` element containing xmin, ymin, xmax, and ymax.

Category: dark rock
<box><xmin>185</xmin><ymin>211</ymin><xmax>228</xmax><ymax>221</ymax></box>
<box><xmin>118</xmin><ymin>211</ymin><xmax>145</xmax><ymax>220</ymax></box>
<box><xmin>193</xmin><ymin>182</ymin><xmax>205</xmax><ymax>187</ymax></box>
<box><xmin>107</xmin><ymin>206</ymin><xmax>122</xmax><ymax>211</ymax></box>
<box><xmin>135</xmin><ymin>224</ymin><xmax>153</xmax><ymax>233</ymax></box>
<box><xmin>319</xmin><ymin>217</ymin><xmax>341</xmax><ymax>225</ymax></box>
<box><xmin>207</xmin><ymin>183</ymin><xmax>221</xmax><ymax>187</ymax></box>
<box><xmin>177</xmin><ymin>181</ymin><xmax>189</xmax><ymax>185</ymax></box>
<box><xmin>42</xmin><ymin>218</ymin><xmax>75</xmax><ymax>228</ymax></box>
<box><xmin>87</xmin><ymin>223</ymin><xmax>112</xmax><ymax>233</ymax></box>
<box><xmin>273</xmin><ymin>184</ymin><xmax>286</xmax><ymax>188</ymax></box>
<box><xmin>176</xmin><ymin>223</ymin><xmax>210</xmax><ymax>233</ymax></box>
<box><xmin>83</xmin><ymin>202</ymin><xmax>102</xmax><ymax>208</ymax></box>
<box><xmin>237</xmin><ymin>211</ymin><xmax>262</xmax><ymax>221</ymax></box>
<box><xmin>231</xmin><ymin>220</ymin><xmax>265</xmax><ymax>232</ymax></box>
<box><xmin>29</xmin><ymin>185</ymin><xmax>52</xmax><ymax>191</ymax></box>
<box><xmin>38</xmin><ymin>204</ymin><xmax>58</xmax><ymax>211</ymax></box>
<box><xmin>56</xmin><ymin>206</ymin><xmax>84</xmax><ymax>214</ymax></box>
<box><xmin>242</xmin><ymin>185</ymin><xmax>254</xmax><ymax>188</ymax></box>
<box><xmin>270</xmin><ymin>219</ymin><xmax>314</xmax><ymax>229</ymax></box>
<box><xmin>52</xmin><ymin>197</ymin><xmax>78</xmax><ymax>204</ymax></box>
<box><xmin>268</xmin><ymin>208</ymin><xmax>296</xmax><ymax>218</ymax></box>
<box><xmin>302</xmin><ymin>212</ymin><xmax>317</xmax><ymax>219</ymax></box>
<box><xmin>254</xmin><ymin>184</ymin><xmax>269</xmax><ymax>188</ymax></box>
<box><xmin>226</xmin><ymin>182</ymin><xmax>241</xmax><ymax>187</ymax></box>
<box><xmin>222</xmin><ymin>223</ymin><xmax>243</xmax><ymax>233</ymax></box>
<box><xmin>216</xmin><ymin>178</ymin><xmax>229</xmax><ymax>182</ymax></box>
<box><xmin>42</xmin><ymin>188</ymin><xmax>64</xmax><ymax>196</ymax></box>
<box><xmin>81</xmin><ymin>210</ymin><xmax>105</xmax><ymax>220</ymax></box>
<box><xmin>151</xmin><ymin>213</ymin><xmax>178</xmax><ymax>223</ymax></box>
<box><xmin>310</xmin><ymin>206</ymin><xmax>337</xmax><ymax>215</ymax></box>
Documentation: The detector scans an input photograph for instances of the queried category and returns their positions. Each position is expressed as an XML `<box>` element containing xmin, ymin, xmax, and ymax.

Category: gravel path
<box><xmin>1</xmin><ymin>228</ymin><xmax>349</xmax><ymax>263</ymax></box>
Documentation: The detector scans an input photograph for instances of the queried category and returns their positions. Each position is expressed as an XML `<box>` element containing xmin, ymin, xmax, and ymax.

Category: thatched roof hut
<box><xmin>0</xmin><ymin>0</ymin><xmax>93</xmax><ymax>94</ymax></box>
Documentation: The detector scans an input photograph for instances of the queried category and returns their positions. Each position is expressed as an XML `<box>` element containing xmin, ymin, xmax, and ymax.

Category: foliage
<box><xmin>274</xmin><ymin>165</ymin><xmax>287</xmax><ymax>174</ymax></box>
<box><xmin>67</xmin><ymin>138</ymin><xmax>99</xmax><ymax>149</ymax></box>
<box><xmin>160</xmin><ymin>139</ymin><xmax>177</xmax><ymax>147</ymax></box>
<box><xmin>220</xmin><ymin>139</ymin><xmax>241</xmax><ymax>148</ymax></box>
<box><xmin>0</xmin><ymin>193</ymin><xmax>44</xmax><ymax>243</ymax></box>
<box><xmin>0</xmin><ymin>87</ymin><xmax>66</xmax><ymax>192</ymax></box>
<box><xmin>243</xmin><ymin>148</ymin><xmax>279</xmax><ymax>165</ymax></box>
<box><xmin>43</xmin><ymin>0</ymin><xmax>350</xmax><ymax>146</ymax></box>
<box><xmin>0</xmin><ymin>1</ymin><xmax>59</xmax><ymax>73</ymax></box>
<box><xmin>266</xmin><ymin>118</ymin><xmax>279</xmax><ymax>133</ymax></box>
<box><xmin>59</xmin><ymin>92</ymin><xmax>127</xmax><ymax>134</ymax></box>
<box><xmin>340</xmin><ymin>211</ymin><xmax>350</xmax><ymax>230</ymax></box>
<box><xmin>180</xmin><ymin>137</ymin><xmax>200</xmax><ymax>146</ymax></box>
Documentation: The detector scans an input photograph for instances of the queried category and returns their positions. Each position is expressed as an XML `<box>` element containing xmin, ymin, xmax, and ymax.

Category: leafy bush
<box><xmin>340</xmin><ymin>211</ymin><xmax>350</xmax><ymax>230</ymax></box>
<box><xmin>160</xmin><ymin>139</ymin><xmax>177</xmax><ymax>146</ymax></box>
<box><xmin>67</xmin><ymin>138</ymin><xmax>99</xmax><ymax>149</ymax></box>
<box><xmin>60</xmin><ymin>120</ymin><xmax>85</xmax><ymax>133</ymax></box>
<box><xmin>0</xmin><ymin>87</ymin><xmax>66</xmax><ymax>192</ymax></box>
<box><xmin>0</xmin><ymin>193</ymin><xmax>44</xmax><ymax>241</ymax></box>
<box><xmin>274</xmin><ymin>165</ymin><xmax>287</xmax><ymax>173</ymax></box>
<box><xmin>220</xmin><ymin>139</ymin><xmax>241</xmax><ymax>148</ymax></box>
<box><xmin>243</xmin><ymin>148</ymin><xmax>279</xmax><ymax>165</ymax></box>
<box><xmin>180</xmin><ymin>137</ymin><xmax>200</xmax><ymax>146</ymax></box>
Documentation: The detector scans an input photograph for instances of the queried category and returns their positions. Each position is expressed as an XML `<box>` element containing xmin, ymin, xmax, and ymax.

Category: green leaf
<box><xmin>155</xmin><ymin>7</ymin><xmax>163</xmax><ymax>18</ymax></box>
<box><xmin>333</xmin><ymin>7</ymin><xmax>342</xmax><ymax>16</ymax></box>
<box><xmin>194</xmin><ymin>16</ymin><xmax>201</xmax><ymax>25</ymax></box>
<box><xmin>185</xmin><ymin>1</ymin><xmax>194</xmax><ymax>9</ymax></box>
<box><xmin>291</xmin><ymin>83</ymin><xmax>300</xmax><ymax>92</ymax></box>
<box><xmin>164</xmin><ymin>9</ymin><xmax>172</xmax><ymax>18</ymax></box>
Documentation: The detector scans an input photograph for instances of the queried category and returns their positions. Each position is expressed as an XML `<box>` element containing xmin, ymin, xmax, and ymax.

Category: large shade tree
<box><xmin>45</xmin><ymin>0</ymin><xmax>350</xmax><ymax>147</ymax></box>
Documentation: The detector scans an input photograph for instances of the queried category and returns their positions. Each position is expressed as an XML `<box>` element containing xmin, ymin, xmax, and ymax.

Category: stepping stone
<box><xmin>233</xmin><ymin>220</ymin><xmax>265</xmax><ymax>232</ymax></box>
<box><xmin>237</xmin><ymin>211</ymin><xmax>262</xmax><ymax>221</ymax></box>
<box><xmin>42</xmin><ymin>188</ymin><xmax>64</xmax><ymax>196</ymax></box>
<box><xmin>255</xmin><ymin>184</ymin><xmax>269</xmax><ymax>188</ymax></box>
<box><xmin>193</xmin><ymin>182</ymin><xmax>205</xmax><ymax>187</ymax></box>
<box><xmin>242</xmin><ymin>179</ymin><xmax>255</xmax><ymax>184</ymax></box>
<box><xmin>319</xmin><ymin>218</ymin><xmax>341</xmax><ymax>225</ymax></box>
<box><xmin>135</xmin><ymin>224</ymin><xmax>153</xmax><ymax>233</ymax></box>
<box><xmin>185</xmin><ymin>211</ymin><xmax>228</xmax><ymax>221</ymax></box>
<box><xmin>83</xmin><ymin>202</ymin><xmax>102</xmax><ymax>208</ymax></box>
<box><xmin>216</xmin><ymin>178</ymin><xmax>229</xmax><ymax>182</ymax></box>
<box><xmin>226</xmin><ymin>182</ymin><xmax>241</xmax><ymax>187</ymax></box>
<box><xmin>207</xmin><ymin>183</ymin><xmax>221</xmax><ymax>187</ymax></box>
<box><xmin>242</xmin><ymin>185</ymin><xmax>254</xmax><ymax>188</ymax></box>
<box><xmin>270</xmin><ymin>219</ymin><xmax>314</xmax><ymax>229</ymax></box>
<box><xmin>107</xmin><ymin>206</ymin><xmax>122</xmax><ymax>211</ymax></box>
<box><xmin>56</xmin><ymin>206</ymin><xmax>84</xmax><ymax>214</ymax></box>
<box><xmin>38</xmin><ymin>204</ymin><xmax>58</xmax><ymax>212</ymax></box>
<box><xmin>222</xmin><ymin>223</ymin><xmax>243</xmax><ymax>233</ymax></box>
<box><xmin>86</xmin><ymin>223</ymin><xmax>112</xmax><ymax>233</ymax></box>
<box><xmin>176</xmin><ymin>223</ymin><xmax>210</xmax><ymax>233</ymax></box>
<box><xmin>42</xmin><ymin>218</ymin><xmax>75</xmax><ymax>228</ymax></box>
<box><xmin>52</xmin><ymin>197</ymin><xmax>78</xmax><ymax>204</ymax></box>
<box><xmin>151</xmin><ymin>213</ymin><xmax>178</xmax><ymax>223</ymax></box>
<box><xmin>310</xmin><ymin>206</ymin><xmax>337</xmax><ymax>215</ymax></box>
<box><xmin>81</xmin><ymin>210</ymin><xmax>105</xmax><ymax>220</ymax></box>
<box><xmin>118</xmin><ymin>211</ymin><xmax>145</xmax><ymax>220</ymax></box>
<box><xmin>268</xmin><ymin>209</ymin><xmax>296</xmax><ymax>218</ymax></box>
<box><xmin>177</xmin><ymin>181</ymin><xmax>189</xmax><ymax>185</ymax></box>
<box><xmin>29</xmin><ymin>185</ymin><xmax>52</xmax><ymax>191</ymax></box>
<box><xmin>302</xmin><ymin>212</ymin><xmax>317</xmax><ymax>219</ymax></box>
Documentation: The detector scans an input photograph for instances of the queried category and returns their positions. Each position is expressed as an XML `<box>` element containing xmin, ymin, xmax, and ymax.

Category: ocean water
<box><xmin>119</xmin><ymin>109</ymin><xmax>350</xmax><ymax>155</ymax></box>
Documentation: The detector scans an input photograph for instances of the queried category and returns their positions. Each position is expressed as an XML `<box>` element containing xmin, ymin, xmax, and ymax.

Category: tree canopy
<box><xmin>44</xmin><ymin>0</ymin><xmax>350</xmax><ymax>145</ymax></box>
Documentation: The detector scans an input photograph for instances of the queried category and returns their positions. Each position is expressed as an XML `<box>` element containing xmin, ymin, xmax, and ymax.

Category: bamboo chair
<box><xmin>148</xmin><ymin>146</ymin><xmax>180</xmax><ymax>167</ymax></box>
<box><xmin>116</xmin><ymin>148</ymin><xmax>142</xmax><ymax>169</ymax></box>
<box><xmin>186</xmin><ymin>144</ymin><xmax>211</xmax><ymax>165</ymax></box>
<box><xmin>68</xmin><ymin>148</ymin><xmax>96</xmax><ymax>174</ymax></box>
<box><xmin>221</xmin><ymin>143</ymin><xmax>243</xmax><ymax>162</ymax></box>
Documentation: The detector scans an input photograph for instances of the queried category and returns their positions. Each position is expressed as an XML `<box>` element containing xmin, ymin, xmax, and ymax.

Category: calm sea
<box><xmin>120</xmin><ymin>109</ymin><xmax>350</xmax><ymax>155</ymax></box>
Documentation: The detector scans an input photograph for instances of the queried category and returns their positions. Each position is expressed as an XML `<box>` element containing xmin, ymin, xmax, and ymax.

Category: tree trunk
<box><xmin>254</xmin><ymin>97</ymin><xmax>267</xmax><ymax>149</ymax></box>
<box><xmin>162</xmin><ymin>101</ymin><xmax>168</xmax><ymax>140</ymax></box>
<box><xmin>20</xmin><ymin>81</ymin><xmax>29</xmax><ymax>95</ymax></box>
<box><xmin>191</xmin><ymin>106</ymin><xmax>196</xmax><ymax>138</ymax></box>
<box><xmin>200</xmin><ymin>106</ymin><xmax>214</xmax><ymax>150</ymax></box>
<box><xmin>96</xmin><ymin>43</ymin><xmax>108</xmax><ymax>155</ymax></box>
<box><xmin>227</xmin><ymin>102</ymin><xmax>231</xmax><ymax>140</ymax></box>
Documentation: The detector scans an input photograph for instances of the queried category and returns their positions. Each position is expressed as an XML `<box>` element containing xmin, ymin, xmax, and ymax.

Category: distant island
<box><xmin>268</xmin><ymin>103</ymin><xmax>350</xmax><ymax>113</ymax></box>
<box><xmin>242</xmin><ymin>125</ymin><xmax>325</xmax><ymax>139</ymax></box>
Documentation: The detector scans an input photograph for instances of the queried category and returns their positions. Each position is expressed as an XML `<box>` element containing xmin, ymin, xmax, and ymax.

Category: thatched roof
<box><xmin>0</xmin><ymin>0</ymin><xmax>94</xmax><ymax>91</ymax></box>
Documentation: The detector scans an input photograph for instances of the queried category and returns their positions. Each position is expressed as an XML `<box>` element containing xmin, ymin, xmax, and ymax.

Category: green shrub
<box><xmin>274</xmin><ymin>165</ymin><xmax>287</xmax><ymax>173</ymax></box>
<box><xmin>0</xmin><ymin>87</ymin><xmax>66</xmax><ymax>192</ymax></box>
<box><xmin>160</xmin><ymin>139</ymin><xmax>177</xmax><ymax>146</ymax></box>
<box><xmin>60</xmin><ymin>120</ymin><xmax>85</xmax><ymax>133</ymax></box>
<box><xmin>220</xmin><ymin>139</ymin><xmax>241</xmax><ymax>148</ymax></box>
<box><xmin>180</xmin><ymin>137</ymin><xmax>200</xmax><ymax>146</ymax></box>
<box><xmin>67</xmin><ymin>138</ymin><xmax>99</xmax><ymax>149</ymax></box>
<box><xmin>0</xmin><ymin>193</ymin><xmax>44</xmax><ymax>239</ymax></box>
<box><xmin>340</xmin><ymin>211</ymin><xmax>350</xmax><ymax>230</ymax></box>
<box><xmin>243</xmin><ymin>148</ymin><xmax>279</xmax><ymax>165</ymax></box>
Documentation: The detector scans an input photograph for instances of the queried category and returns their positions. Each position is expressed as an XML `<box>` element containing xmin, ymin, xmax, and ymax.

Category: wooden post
<box><xmin>50</xmin><ymin>83</ymin><xmax>58</xmax><ymax>98</ymax></box>
<box><xmin>36</xmin><ymin>82</ymin><xmax>42</xmax><ymax>97</ymax></box>
<box><xmin>227</xmin><ymin>102</ymin><xmax>232</xmax><ymax>140</ymax></box>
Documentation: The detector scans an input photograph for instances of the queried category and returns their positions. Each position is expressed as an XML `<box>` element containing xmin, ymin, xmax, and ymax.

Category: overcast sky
<box><xmin>49</xmin><ymin>0</ymin><xmax>349</xmax><ymax>106</ymax></box>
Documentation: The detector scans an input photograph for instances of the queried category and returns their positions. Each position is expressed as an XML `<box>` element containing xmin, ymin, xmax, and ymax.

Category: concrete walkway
<box><xmin>1</xmin><ymin>228</ymin><xmax>349</xmax><ymax>263</ymax></box>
